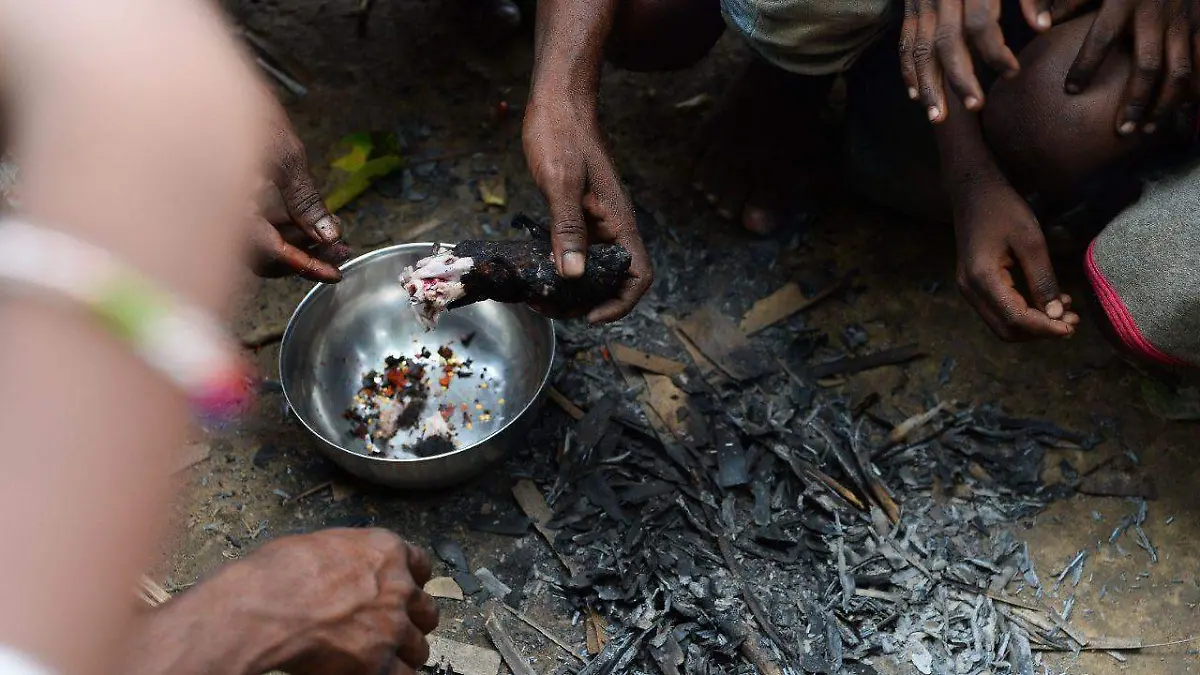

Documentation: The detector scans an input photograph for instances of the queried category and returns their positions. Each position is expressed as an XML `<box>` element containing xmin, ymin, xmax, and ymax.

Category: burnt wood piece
<box><xmin>446</xmin><ymin>217</ymin><xmax>632</xmax><ymax>314</ymax></box>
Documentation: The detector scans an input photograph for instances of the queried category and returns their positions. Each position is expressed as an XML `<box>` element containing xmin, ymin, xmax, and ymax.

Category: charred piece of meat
<box><xmin>399</xmin><ymin>216</ymin><xmax>632</xmax><ymax>329</ymax></box>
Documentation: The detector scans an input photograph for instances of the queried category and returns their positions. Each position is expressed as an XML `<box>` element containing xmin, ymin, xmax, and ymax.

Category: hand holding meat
<box><xmin>400</xmin><ymin>217</ymin><xmax>633</xmax><ymax>330</ymax></box>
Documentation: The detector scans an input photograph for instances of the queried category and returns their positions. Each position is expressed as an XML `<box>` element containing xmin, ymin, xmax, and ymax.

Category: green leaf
<box><xmin>324</xmin><ymin>154</ymin><xmax>404</xmax><ymax>213</ymax></box>
<box><xmin>330</xmin><ymin>132</ymin><xmax>375</xmax><ymax>172</ymax></box>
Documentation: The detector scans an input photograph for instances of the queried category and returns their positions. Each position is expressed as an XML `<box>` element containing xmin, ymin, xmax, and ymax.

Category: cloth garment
<box><xmin>1086</xmin><ymin>157</ymin><xmax>1200</xmax><ymax>368</ymax></box>
<box><xmin>720</xmin><ymin>0</ymin><xmax>895</xmax><ymax>75</ymax></box>
<box><xmin>0</xmin><ymin>647</ymin><xmax>54</xmax><ymax>675</ymax></box>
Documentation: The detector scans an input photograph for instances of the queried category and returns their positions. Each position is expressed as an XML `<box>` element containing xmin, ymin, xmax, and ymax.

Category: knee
<box><xmin>981</xmin><ymin>15</ymin><xmax>1141</xmax><ymax>196</ymax></box>
<box><xmin>607</xmin><ymin>0</ymin><xmax>724</xmax><ymax>72</ymax></box>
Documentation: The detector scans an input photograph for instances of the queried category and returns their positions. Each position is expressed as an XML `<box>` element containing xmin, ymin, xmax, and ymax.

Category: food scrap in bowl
<box><xmin>342</xmin><ymin>341</ymin><xmax>496</xmax><ymax>459</ymax></box>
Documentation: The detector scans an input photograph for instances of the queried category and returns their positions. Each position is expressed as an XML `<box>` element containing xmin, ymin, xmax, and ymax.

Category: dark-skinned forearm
<box><xmin>530</xmin><ymin>0</ymin><xmax>619</xmax><ymax>103</ymax></box>
<box><xmin>934</xmin><ymin>95</ymin><xmax>1009</xmax><ymax>205</ymax></box>
<box><xmin>122</xmin><ymin>575</ymin><xmax>280</xmax><ymax>675</ymax></box>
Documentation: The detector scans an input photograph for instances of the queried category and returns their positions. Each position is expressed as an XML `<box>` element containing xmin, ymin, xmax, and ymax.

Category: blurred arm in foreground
<box><xmin>0</xmin><ymin>2</ymin><xmax>265</xmax><ymax>675</ymax></box>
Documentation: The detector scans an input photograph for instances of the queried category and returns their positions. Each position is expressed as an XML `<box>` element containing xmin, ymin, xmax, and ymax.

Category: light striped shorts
<box><xmin>720</xmin><ymin>0</ymin><xmax>895</xmax><ymax>75</ymax></box>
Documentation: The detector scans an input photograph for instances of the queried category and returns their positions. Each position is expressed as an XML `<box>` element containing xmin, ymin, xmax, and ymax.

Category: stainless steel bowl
<box><xmin>279</xmin><ymin>243</ymin><xmax>555</xmax><ymax>490</ymax></box>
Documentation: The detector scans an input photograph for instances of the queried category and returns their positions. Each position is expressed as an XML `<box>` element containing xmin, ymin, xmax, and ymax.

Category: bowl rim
<box><xmin>278</xmin><ymin>242</ymin><xmax>557</xmax><ymax>464</ymax></box>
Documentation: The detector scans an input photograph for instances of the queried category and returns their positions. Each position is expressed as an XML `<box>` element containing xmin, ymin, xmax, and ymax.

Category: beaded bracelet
<box><xmin>0</xmin><ymin>219</ymin><xmax>253</xmax><ymax>423</ymax></box>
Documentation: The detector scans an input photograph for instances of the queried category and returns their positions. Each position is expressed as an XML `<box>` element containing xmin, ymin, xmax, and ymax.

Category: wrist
<box><xmin>528</xmin><ymin>72</ymin><xmax>598</xmax><ymax>115</ymax></box>
<box><xmin>165</xmin><ymin>564</ymin><xmax>291</xmax><ymax>675</ymax></box>
<box><xmin>126</xmin><ymin>589</ymin><xmax>268</xmax><ymax>675</ymax></box>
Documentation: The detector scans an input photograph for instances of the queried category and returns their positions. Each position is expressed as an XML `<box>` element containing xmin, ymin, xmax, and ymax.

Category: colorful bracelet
<box><xmin>0</xmin><ymin>218</ymin><xmax>254</xmax><ymax>423</ymax></box>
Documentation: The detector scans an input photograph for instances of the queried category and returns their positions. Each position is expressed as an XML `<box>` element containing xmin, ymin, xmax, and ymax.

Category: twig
<box><xmin>809</xmin><ymin>344</ymin><xmax>926</xmax><ymax>379</ymax></box>
<box><xmin>716</xmin><ymin>618</ymin><xmax>783</xmax><ymax>675</ymax></box>
<box><xmin>255</xmin><ymin>57</ymin><xmax>307</xmax><ymax>98</ymax></box>
<box><xmin>1031</xmin><ymin>635</ymin><xmax>1199</xmax><ymax>652</ymax></box>
<box><xmin>547</xmin><ymin>387</ymin><xmax>585</xmax><ymax>420</ymax></box>
<box><xmin>500</xmin><ymin>603</ymin><xmax>583</xmax><ymax>662</ymax></box>
<box><xmin>483</xmin><ymin>605</ymin><xmax>537</xmax><ymax>675</ymax></box>
<box><xmin>714</xmin><ymin>533</ymin><xmax>795</xmax><ymax>662</ymax></box>
<box><xmin>292</xmin><ymin>480</ymin><xmax>333</xmax><ymax>502</ymax></box>
<box><xmin>888</xmin><ymin>401</ymin><xmax>951</xmax><ymax>444</ymax></box>
<box><xmin>138</xmin><ymin>575</ymin><xmax>171</xmax><ymax>606</ymax></box>
<box><xmin>511</xmin><ymin>479</ymin><xmax>580</xmax><ymax>577</ymax></box>
<box><xmin>807</xmin><ymin>468</ymin><xmax>867</xmax><ymax>511</ymax></box>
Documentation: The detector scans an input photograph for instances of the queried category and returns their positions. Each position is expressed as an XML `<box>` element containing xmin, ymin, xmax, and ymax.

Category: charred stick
<box><xmin>400</xmin><ymin>234</ymin><xmax>631</xmax><ymax>330</ymax></box>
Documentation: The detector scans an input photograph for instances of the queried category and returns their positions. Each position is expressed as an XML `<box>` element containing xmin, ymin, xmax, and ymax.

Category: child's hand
<box><xmin>953</xmin><ymin>181</ymin><xmax>1080</xmax><ymax>341</ymax></box>
<box><xmin>900</xmin><ymin>0</ymin><xmax>1023</xmax><ymax>123</ymax></box>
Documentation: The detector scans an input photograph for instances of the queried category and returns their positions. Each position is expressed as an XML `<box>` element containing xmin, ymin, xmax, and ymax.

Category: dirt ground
<box><xmin>158</xmin><ymin>1</ymin><xmax>1200</xmax><ymax>673</ymax></box>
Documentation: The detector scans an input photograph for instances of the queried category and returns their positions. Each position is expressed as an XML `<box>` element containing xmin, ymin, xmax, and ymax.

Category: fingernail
<box><xmin>908</xmin><ymin>86</ymin><xmax>919</xmax><ymax>100</ymax></box>
<box><xmin>964</xmin><ymin>96</ymin><xmax>980</xmax><ymax>110</ymax></box>
<box><xmin>1065</xmin><ymin>82</ymin><xmax>1081</xmax><ymax>95</ymax></box>
<box><xmin>1118</xmin><ymin>121</ymin><xmax>1136</xmax><ymax>135</ymax></box>
<box><xmin>1045</xmin><ymin>299</ymin><xmax>1064</xmax><ymax>320</ymax></box>
<box><xmin>563</xmin><ymin>251</ymin><xmax>585</xmax><ymax>277</ymax></box>
<box><xmin>313</xmin><ymin>215</ymin><xmax>338</xmax><ymax>241</ymax></box>
<box><xmin>1036</xmin><ymin>11</ymin><xmax>1051</xmax><ymax>29</ymax></box>
<box><xmin>927</xmin><ymin>106</ymin><xmax>941</xmax><ymax>121</ymax></box>
<box><xmin>1143</xmin><ymin>122</ymin><xmax>1157</xmax><ymax>134</ymax></box>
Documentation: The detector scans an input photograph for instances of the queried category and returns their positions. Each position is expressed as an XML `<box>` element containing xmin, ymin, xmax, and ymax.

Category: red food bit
<box><xmin>439</xmin><ymin>374</ymin><xmax>451</xmax><ymax>388</ymax></box>
<box><xmin>385</xmin><ymin>367</ymin><xmax>408</xmax><ymax>389</ymax></box>
<box><xmin>440</xmin><ymin>404</ymin><xmax>455</xmax><ymax>421</ymax></box>
<box><xmin>600</xmin><ymin>346</ymin><xmax>611</xmax><ymax>361</ymax></box>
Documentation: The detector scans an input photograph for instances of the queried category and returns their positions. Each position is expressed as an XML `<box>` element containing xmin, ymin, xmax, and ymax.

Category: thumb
<box><xmin>543</xmin><ymin>170</ymin><xmax>588</xmax><ymax>278</ymax></box>
<box><xmin>1014</xmin><ymin>230</ymin><xmax>1061</xmax><ymax>311</ymax></box>
<box><xmin>274</xmin><ymin>139</ymin><xmax>341</xmax><ymax>246</ymax></box>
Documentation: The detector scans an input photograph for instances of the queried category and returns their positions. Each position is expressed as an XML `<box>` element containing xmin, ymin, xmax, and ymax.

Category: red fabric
<box><xmin>1085</xmin><ymin>239</ymin><xmax>1188</xmax><ymax>367</ymax></box>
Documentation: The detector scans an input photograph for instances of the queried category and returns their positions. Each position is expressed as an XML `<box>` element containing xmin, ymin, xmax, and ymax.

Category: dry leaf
<box><xmin>426</xmin><ymin>634</ymin><xmax>501</xmax><ymax>675</ymax></box>
<box><xmin>676</xmin><ymin>306</ymin><xmax>770</xmax><ymax>382</ymax></box>
<box><xmin>586</xmin><ymin>610</ymin><xmax>609</xmax><ymax>654</ymax></box>
<box><xmin>609</xmin><ymin>342</ymin><xmax>685</xmax><ymax>376</ymax></box>
<box><xmin>424</xmin><ymin>576</ymin><xmax>465</xmax><ymax>601</ymax></box>
<box><xmin>642</xmin><ymin>374</ymin><xmax>703</xmax><ymax>445</ymax></box>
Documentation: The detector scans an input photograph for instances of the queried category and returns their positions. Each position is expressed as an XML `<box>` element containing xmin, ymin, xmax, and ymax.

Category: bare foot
<box><xmin>692</xmin><ymin>60</ymin><xmax>833</xmax><ymax>235</ymax></box>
